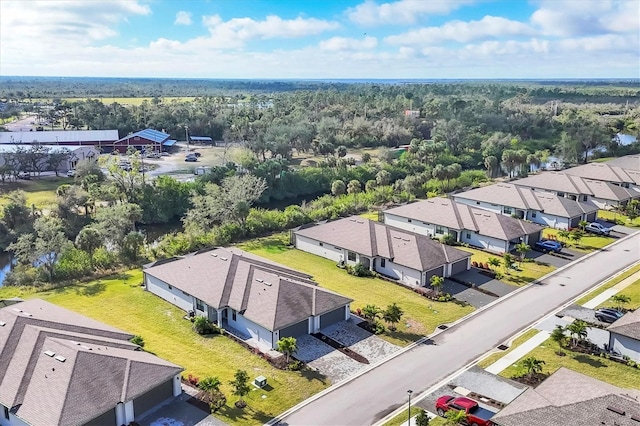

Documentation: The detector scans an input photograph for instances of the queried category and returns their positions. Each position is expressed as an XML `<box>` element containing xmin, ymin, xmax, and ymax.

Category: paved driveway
<box><xmin>443</xmin><ymin>279</ymin><xmax>497</xmax><ymax>308</ymax></box>
<box><xmin>452</xmin><ymin>269</ymin><xmax>517</xmax><ymax>297</ymax></box>
<box><xmin>294</xmin><ymin>320</ymin><xmax>401</xmax><ymax>384</ymax></box>
<box><xmin>527</xmin><ymin>247</ymin><xmax>585</xmax><ymax>268</ymax></box>
<box><xmin>138</xmin><ymin>393</ymin><xmax>227</xmax><ymax>426</ymax></box>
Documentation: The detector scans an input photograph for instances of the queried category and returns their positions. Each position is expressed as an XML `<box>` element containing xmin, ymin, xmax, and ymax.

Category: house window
<box><xmin>476</xmin><ymin>201</ymin><xmax>480</xmax><ymax>205</ymax></box>
<box><xmin>557</xmin><ymin>192</ymin><xmax>565</xmax><ymax>197</ymax></box>
<box><xmin>168</xmin><ymin>284</ymin><xmax>172</xmax><ymax>290</ymax></box>
<box><xmin>347</xmin><ymin>251</ymin><xmax>356</xmax><ymax>262</ymax></box>
<box><xmin>380</xmin><ymin>258</ymin><xmax>386</xmax><ymax>267</ymax></box>
<box><xmin>503</xmin><ymin>207</ymin><xmax>513</xmax><ymax>215</ymax></box>
<box><xmin>407</xmin><ymin>219</ymin><xmax>412</xmax><ymax>223</ymax></box>
<box><xmin>232</xmin><ymin>309</ymin><xmax>237</xmax><ymax>321</ymax></box>
<box><xmin>531</xmin><ymin>212</ymin><xmax>537</xmax><ymax>218</ymax></box>
<box><xmin>182</xmin><ymin>290</ymin><xmax>189</xmax><ymax>296</ymax></box>
<box><xmin>196</xmin><ymin>298</ymin><xmax>204</xmax><ymax>311</ymax></box>
<box><xmin>466</xmin><ymin>233</ymin><xmax>471</xmax><ymax>239</ymax></box>
<box><xmin>4</xmin><ymin>406</ymin><xmax>9</xmax><ymax>420</ymax></box>
<box><xmin>319</xmin><ymin>242</ymin><xmax>323</xmax><ymax>247</ymax></box>
<box><xmin>435</xmin><ymin>226</ymin><xmax>446</xmax><ymax>235</ymax></box>
<box><xmin>582</xmin><ymin>195</ymin><xmax>588</xmax><ymax>202</ymax></box>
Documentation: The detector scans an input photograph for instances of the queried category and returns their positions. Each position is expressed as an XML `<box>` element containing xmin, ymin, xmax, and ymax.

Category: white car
<box><xmin>67</xmin><ymin>169</ymin><xmax>76</xmax><ymax>177</ymax></box>
<box><xmin>585</xmin><ymin>222</ymin><xmax>612</xmax><ymax>235</ymax></box>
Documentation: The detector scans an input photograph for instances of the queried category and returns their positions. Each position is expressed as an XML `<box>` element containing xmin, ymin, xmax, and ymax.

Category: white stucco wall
<box><xmin>228</xmin><ymin>310</ymin><xmax>274</xmax><ymax>350</ymax></box>
<box><xmin>375</xmin><ymin>259</ymin><xmax>422</xmax><ymax>287</ymax></box>
<box><xmin>609</xmin><ymin>333</ymin><xmax>640</xmax><ymax>361</ymax></box>
<box><xmin>145</xmin><ymin>274</ymin><xmax>194</xmax><ymax>312</ymax></box>
<box><xmin>383</xmin><ymin>213</ymin><xmax>438</xmax><ymax>237</ymax></box>
<box><xmin>295</xmin><ymin>234</ymin><xmax>344</xmax><ymax>263</ymax></box>
<box><xmin>0</xmin><ymin>410</ymin><xmax>29</xmax><ymax>426</ymax></box>
<box><xmin>533</xmin><ymin>212</ymin><xmax>570</xmax><ymax>229</ymax></box>
<box><xmin>460</xmin><ymin>230</ymin><xmax>508</xmax><ymax>253</ymax></box>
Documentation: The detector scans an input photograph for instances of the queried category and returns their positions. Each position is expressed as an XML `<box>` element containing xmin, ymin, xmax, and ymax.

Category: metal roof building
<box><xmin>0</xmin><ymin>130</ymin><xmax>119</xmax><ymax>147</ymax></box>
<box><xmin>113</xmin><ymin>129</ymin><xmax>170</xmax><ymax>153</ymax></box>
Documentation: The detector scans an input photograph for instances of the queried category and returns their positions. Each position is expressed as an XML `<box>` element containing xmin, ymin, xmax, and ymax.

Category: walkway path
<box><xmin>582</xmin><ymin>270</ymin><xmax>640</xmax><ymax>309</ymax></box>
<box><xmin>484</xmin><ymin>330</ymin><xmax>550</xmax><ymax>374</ymax></box>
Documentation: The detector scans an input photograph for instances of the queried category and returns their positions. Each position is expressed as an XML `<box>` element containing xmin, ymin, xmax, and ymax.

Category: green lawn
<box><xmin>598</xmin><ymin>209</ymin><xmax>640</xmax><ymax>228</ymax></box>
<box><xmin>457</xmin><ymin>246</ymin><xmax>556</xmax><ymax>286</ymax></box>
<box><xmin>383</xmin><ymin>409</ymin><xmax>445</xmax><ymax>426</ymax></box>
<box><xmin>0</xmin><ymin>271</ymin><xmax>328</xmax><ymax>426</ymax></box>
<box><xmin>575</xmin><ymin>263</ymin><xmax>640</xmax><ymax>306</ymax></box>
<box><xmin>542</xmin><ymin>228</ymin><xmax>616</xmax><ymax>252</ymax></box>
<box><xmin>359</xmin><ymin>210</ymin><xmax>380</xmax><ymax>221</ymax></box>
<box><xmin>597</xmin><ymin>277</ymin><xmax>640</xmax><ymax>310</ymax></box>
<box><xmin>476</xmin><ymin>328</ymin><xmax>541</xmax><ymax>369</ymax></box>
<box><xmin>238</xmin><ymin>233</ymin><xmax>474</xmax><ymax>346</ymax></box>
<box><xmin>500</xmin><ymin>338</ymin><xmax>639</xmax><ymax>389</ymax></box>
<box><xmin>0</xmin><ymin>177</ymin><xmax>72</xmax><ymax>209</ymax></box>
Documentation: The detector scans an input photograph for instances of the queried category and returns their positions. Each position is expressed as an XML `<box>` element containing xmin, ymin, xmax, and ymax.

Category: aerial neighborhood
<box><xmin>1</xmin><ymin>41</ymin><xmax>640</xmax><ymax>426</ymax></box>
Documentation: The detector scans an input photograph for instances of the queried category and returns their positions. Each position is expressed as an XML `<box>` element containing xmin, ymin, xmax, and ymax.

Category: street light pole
<box><xmin>407</xmin><ymin>389</ymin><xmax>413</xmax><ymax>425</ymax></box>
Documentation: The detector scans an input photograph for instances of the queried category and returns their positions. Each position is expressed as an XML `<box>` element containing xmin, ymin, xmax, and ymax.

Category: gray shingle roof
<box><xmin>143</xmin><ymin>247</ymin><xmax>352</xmax><ymax>331</ymax></box>
<box><xmin>605</xmin><ymin>154</ymin><xmax>640</xmax><ymax>171</ymax></box>
<box><xmin>453</xmin><ymin>183</ymin><xmax>598</xmax><ymax>218</ymax></box>
<box><xmin>513</xmin><ymin>172</ymin><xmax>635</xmax><ymax>202</ymax></box>
<box><xmin>492</xmin><ymin>368</ymin><xmax>640</xmax><ymax>426</ymax></box>
<box><xmin>564</xmin><ymin>162</ymin><xmax>640</xmax><ymax>185</ymax></box>
<box><xmin>0</xmin><ymin>299</ymin><xmax>183</xmax><ymax>426</ymax></box>
<box><xmin>294</xmin><ymin>216</ymin><xmax>471</xmax><ymax>271</ymax></box>
<box><xmin>607</xmin><ymin>308</ymin><xmax>640</xmax><ymax>340</ymax></box>
<box><xmin>384</xmin><ymin>198</ymin><xmax>543</xmax><ymax>241</ymax></box>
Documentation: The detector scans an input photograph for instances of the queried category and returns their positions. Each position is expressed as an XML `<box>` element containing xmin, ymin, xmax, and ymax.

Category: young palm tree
<box><xmin>578</xmin><ymin>220</ymin><xmax>588</xmax><ymax>231</ymax></box>
<box><xmin>570</xmin><ymin>229</ymin><xmax>584</xmax><ymax>247</ymax></box>
<box><xmin>503</xmin><ymin>253</ymin><xmax>514</xmax><ymax>272</ymax></box>
<box><xmin>487</xmin><ymin>257</ymin><xmax>501</xmax><ymax>272</ymax></box>
<box><xmin>515</xmin><ymin>242</ymin><xmax>531</xmax><ymax>265</ymax></box>
<box><xmin>430</xmin><ymin>275</ymin><xmax>445</xmax><ymax>295</ymax></box>
<box><xmin>361</xmin><ymin>304</ymin><xmax>381</xmax><ymax>324</ymax></box>
<box><xmin>382</xmin><ymin>303</ymin><xmax>404</xmax><ymax>331</ymax></box>
<box><xmin>276</xmin><ymin>337</ymin><xmax>298</xmax><ymax>364</ymax></box>
<box><xmin>444</xmin><ymin>409</ymin><xmax>467</xmax><ymax>425</ymax></box>
<box><xmin>566</xmin><ymin>320</ymin><xmax>589</xmax><ymax>348</ymax></box>
<box><xmin>550</xmin><ymin>325</ymin><xmax>567</xmax><ymax>348</ymax></box>
<box><xmin>521</xmin><ymin>356</ymin><xmax>545</xmax><ymax>380</ymax></box>
<box><xmin>611</xmin><ymin>294</ymin><xmax>631</xmax><ymax>311</ymax></box>
<box><xmin>558</xmin><ymin>229</ymin><xmax>570</xmax><ymax>244</ymax></box>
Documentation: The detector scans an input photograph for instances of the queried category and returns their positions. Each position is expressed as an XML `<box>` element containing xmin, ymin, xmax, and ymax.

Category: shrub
<box><xmin>287</xmin><ymin>360</ymin><xmax>303</xmax><ymax>371</ymax></box>
<box><xmin>494</xmin><ymin>271</ymin><xmax>504</xmax><ymax>280</ymax></box>
<box><xmin>472</xmin><ymin>261</ymin><xmax>478</xmax><ymax>267</ymax></box>
<box><xmin>440</xmin><ymin>233</ymin><xmax>457</xmax><ymax>246</ymax></box>
<box><xmin>208</xmin><ymin>390</ymin><xmax>227</xmax><ymax>412</ymax></box>
<box><xmin>55</xmin><ymin>247</ymin><xmax>92</xmax><ymax>279</ymax></box>
<box><xmin>193</xmin><ymin>316</ymin><xmax>219</xmax><ymax>335</ymax></box>
<box><xmin>436</xmin><ymin>293</ymin><xmax>453</xmax><ymax>302</ymax></box>
<box><xmin>187</xmin><ymin>374</ymin><xmax>200</xmax><ymax>387</ymax></box>
<box><xmin>372</xmin><ymin>320</ymin><xmax>386</xmax><ymax>335</ymax></box>
<box><xmin>131</xmin><ymin>335</ymin><xmax>145</xmax><ymax>347</ymax></box>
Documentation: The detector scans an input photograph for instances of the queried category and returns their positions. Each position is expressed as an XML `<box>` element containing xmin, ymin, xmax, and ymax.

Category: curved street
<box><xmin>275</xmin><ymin>232</ymin><xmax>640</xmax><ymax>426</ymax></box>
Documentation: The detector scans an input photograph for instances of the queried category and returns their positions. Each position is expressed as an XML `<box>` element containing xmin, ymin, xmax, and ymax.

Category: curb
<box><xmin>267</xmin><ymin>230</ymin><xmax>640</xmax><ymax>425</ymax></box>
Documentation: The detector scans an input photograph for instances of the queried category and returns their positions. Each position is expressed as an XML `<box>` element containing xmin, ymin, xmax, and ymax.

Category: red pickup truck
<box><xmin>435</xmin><ymin>395</ymin><xmax>495</xmax><ymax>426</ymax></box>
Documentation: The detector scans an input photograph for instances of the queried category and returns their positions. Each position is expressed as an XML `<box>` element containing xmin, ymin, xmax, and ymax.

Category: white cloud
<box><xmin>347</xmin><ymin>0</ymin><xmax>475</xmax><ymax>26</ymax></box>
<box><xmin>385</xmin><ymin>16</ymin><xmax>533</xmax><ymax>45</ymax></box>
<box><xmin>174</xmin><ymin>11</ymin><xmax>192</xmax><ymax>26</ymax></box>
<box><xmin>319</xmin><ymin>36</ymin><xmax>378</xmax><ymax>51</ymax></box>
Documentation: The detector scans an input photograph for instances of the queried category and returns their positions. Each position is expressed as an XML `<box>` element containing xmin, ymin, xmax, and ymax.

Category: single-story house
<box><xmin>0</xmin><ymin>299</ymin><xmax>183</xmax><ymax>426</ymax></box>
<box><xmin>292</xmin><ymin>216</ymin><xmax>471</xmax><ymax>287</ymax></box>
<box><xmin>452</xmin><ymin>183</ymin><xmax>599</xmax><ymax>230</ymax></box>
<box><xmin>564</xmin><ymin>162</ymin><xmax>640</xmax><ymax>192</ymax></box>
<box><xmin>607</xmin><ymin>308</ymin><xmax>640</xmax><ymax>362</ymax></box>
<box><xmin>513</xmin><ymin>171</ymin><xmax>637</xmax><ymax>209</ymax></box>
<box><xmin>605</xmin><ymin>154</ymin><xmax>640</xmax><ymax>171</ymax></box>
<box><xmin>492</xmin><ymin>367</ymin><xmax>640</xmax><ymax>426</ymax></box>
<box><xmin>0</xmin><ymin>144</ymin><xmax>99</xmax><ymax>173</ymax></box>
<box><xmin>143</xmin><ymin>247</ymin><xmax>352</xmax><ymax>351</ymax></box>
<box><xmin>383</xmin><ymin>197</ymin><xmax>544</xmax><ymax>254</ymax></box>
<box><xmin>0</xmin><ymin>130</ymin><xmax>118</xmax><ymax>149</ymax></box>
<box><xmin>113</xmin><ymin>129</ymin><xmax>173</xmax><ymax>153</ymax></box>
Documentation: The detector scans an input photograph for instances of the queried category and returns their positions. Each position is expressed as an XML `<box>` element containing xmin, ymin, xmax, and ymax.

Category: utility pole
<box><xmin>407</xmin><ymin>389</ymin><xmax>413</xmax><ymax>425</ymax></box>
<box><xmin>185</xmin><ymin>125</ymin><xmax>190</xmax><ymax>153</ymax></box>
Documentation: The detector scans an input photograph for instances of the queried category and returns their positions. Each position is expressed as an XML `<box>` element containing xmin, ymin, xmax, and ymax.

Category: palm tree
<box><xmin>503</xmin><ymin>253</ymin><xmax>514</xmax><ymax>272</ymax></box>
<box><xmin>484</xmin><ymin>155</ymin><xmax>498</xmax><ymax>178</ymax></box>
<box><xmin>361</xmin><ymin>304</ymin><xmax>381</xmax><ymax>324</ymax></box>
<box><xmin>515</xmin><ymin>242</ymin><xmax>531</xmax><ymax>265</ymax></box>
<box><xmin>276</xmin><ymin>337</ymin><xmax>298</xmax><ymax>364</ymax></box>
<box><xmin>570</xmin><ymin>229</ymin><xmax>584</xmax><ymax>247</ymax></box>
<box><xmin>444</xmin><ymin>409</ymin><xmax>467</xmax><ymax>425</ymax></box>
<box><xmin>566</xmin><ymin>320</ymin><xmax>589</xmax><ymax>348</ymax></box>
<box><xmin>611</xmin><ymin>294</ymin><xmax>631</xmax><ymax>311</ymax></box>
<box><xmin>550</xmin><ymin>325</ymin><xmax>567</xmax><ymax>348</ymax></box>
<box><xmin>382</xmin><ymin>303</ymin><xmax>404</xmax><ymax>331</ymax></box>
<box><xmin>430</xmin><ymin>275</ymin><xmax>445</xmax><ymax>295</ymax></box>
<box><xmin>558</xmin><ymin>229</ymin><xmax>570</xmax><ymax>244</ymax></box>
<box><xmin>487</xmin><ymin>257</ymin><xmax>501</xmax><ymax>272</ymax></box>
<box><xmin>578</xmin><ymin>220</ymin><xmax>588</xmax><ymax>231</ymax></box>
<box><xmin>521</xmin><ymin>356</ymin><xmax>545</xmax><ymax>380</ymax></box>
<box><xmin>199</xmin><ymin>376</ymin><xmax>222</xmax><ymax>394</ymax></box>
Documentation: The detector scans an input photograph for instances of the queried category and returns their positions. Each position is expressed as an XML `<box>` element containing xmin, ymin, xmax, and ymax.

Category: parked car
<box><xmin>185</xmin><ymin>156</ymin><xmax>197</xmax><ymax>162</ymax></box>
<box><xmin>193</xmin><ymin>151</ymin><xmax>201</xmax><ymax>158</ymax></box>
<box><xmin>533</xmin><ymin>240</ymin><xmax>563</xmax><ymax>253</ymax></box>
<box><xmin>17</xmin><ymin>172</ymin><xmax>31</xmax><ymax>180</ymax></box>
<box><xmin>585</xmin><ymin>222</ymin><xmax>612</xmax><ymax>235</ymax></box>
<box><xmin>436</xmin><ymin>396</ymin><xmax>495</xmax><ymax>426</ymax></box>
<box><xmin>595</xmin><ymin>308</ymin><xmax>624</xmax><ymax>323</ymax></box>
<box><xmin>66</xmin><ymin>169</ymin><xmax>76</xmax><ymax>177</ymax></box>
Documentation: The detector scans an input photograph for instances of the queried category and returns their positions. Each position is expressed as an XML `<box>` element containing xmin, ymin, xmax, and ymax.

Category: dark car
<box><xmin>185</xmin><ymin>157</ymin><xmax>197</xmax><ymax>162</ymax></box>
<box><xmin>534</xmin><ymin>240</ymin><xmax>562</xmax><ymax>253</ymax></box>
<box><xmin>595</xmin><ymin>308</ymin><xmax>624</xmax><ymax>323</ymax></box>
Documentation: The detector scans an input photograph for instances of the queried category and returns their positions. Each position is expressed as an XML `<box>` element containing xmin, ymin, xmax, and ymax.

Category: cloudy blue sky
<box><xmin>1</xmin><ymin>0</ymin><xmax>638</xmax><ymax>79</ymax></box>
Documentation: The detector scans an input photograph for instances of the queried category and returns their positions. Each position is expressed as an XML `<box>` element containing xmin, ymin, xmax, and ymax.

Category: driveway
<box><xmin>596</xmin><ymin>218</ymin><xmax>637</xmax><ymax>236</ymax></box>
<box><xmin>452</xmin><ymin>269</ymin><xmax>517</xmax><ymax>297</ymax></box>
<box><xmin>527</xmin><ymin>247</ymin><xmax>585</xmax><ymax>268</ymax></box>
<box><xmin>138</xmin><ymin>393</ymin><xmax>227</xmax><ymax>426</ymax></box>
<box><xmin>294</xmin><ymin>320</ymin><xmax>400</xmax><ymax>384</ymax></box>
<box><xmin>536</xmin><ymin>312</ymin><xmax>609</xmax><ymax>349</ymax></box>
<box><xmin>443</xmin><ymin>279</ymin><xmax>498</xmax><ymax>308</ymax></box>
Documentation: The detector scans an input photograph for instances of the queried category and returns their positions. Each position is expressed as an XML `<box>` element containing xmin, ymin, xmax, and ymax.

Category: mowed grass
<box><xmin>596</xmin><ymin>276</ymin><xmax>640</xmax><ymax>310</ymax></box>
<box><xmin>0</xmin><ymin>177</ymin><xmax>72</xmax><ymax>208</ymax></box>
<box><xmin>383</xmin><ymin>409</ymin><xmax>445</xmax><ymax>426</ymax></box>
<box><xmin>476</xmin><ymin>328</ymin><xmax>541</xmax><ymax>369</ymax></box>
<box><xmin>457</xmin><ymin>246</ymin><xmax>556</xmax><ymax>286</ymax></box>
<box><xmin>542</xmin><ymin>228</ymin><xmax>616</xmax><ymax>252</ymax></box>
<box><xmin>575</xmin><ymin>263</ymin><xmax>640</xmax><ymax>306</ymax></box>
<box><xmin>238</xmin><ymin>233</ymin><xmax>474</xmax><ymax>346</ymax></box>
<box><xmin>598</xmin><ymin>209</ymin><xmax>640</xmax><ymax>228</ymax></box>
<box><xmin>0</xmin><ymin>271</ymin><xmax>328</xmax><ymax>426</ymax></box>
<box><xmin>359</xmin><ymin>210</ymin><xmax>380</xmax><ymax>221</ymax></box>
<box><xmin>500</xmin><ymin>338</ymin><xmax>639</xmax><ymax>389</ymax></box>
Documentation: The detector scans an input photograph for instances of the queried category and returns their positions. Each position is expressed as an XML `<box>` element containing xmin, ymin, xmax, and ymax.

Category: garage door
<box><xmin>133</xmin><ymin>379</ymin><xmax>173</xmax><ymax>418</ymax></box>
<box><xmin>570</xmin><ymin>216</ymin><xmax>581</xmax><ymax>228</ymax></box>
<box><xmin>319</xmin><ymin>307</ymin><xmax>345</xmax><ymax>329</ymax></box>
<box><xmin>586</xmin><ymin>212</ymin><xmax>597</xmax><ymax>222</ymax></box>
<box><xmin>425</xmin><ymin>266</ymin><xmax>444</xmax><ymax>285</ymax></box>
<box><xmin>280</xmin><ymin>319</ymin><xmax>309</xmax><ymax>338</ymax></box>
<box><xmin>85</xmin><ymin>407</ymin><xmax>116</xmax><ymax>426</ymax></box>
<box><xmin>450</xmin><ymin>259</ymin><xmax>468</xmax><ymax>276</ymax></box>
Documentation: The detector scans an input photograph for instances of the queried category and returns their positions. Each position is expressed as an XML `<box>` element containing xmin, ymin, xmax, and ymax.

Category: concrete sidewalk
<box><xmin>582</xmin><ymin>270</ymin><xmax>640</xmax><ymax>309</ymax></box>
<box><xmin>485</xmin><ymin>330</ymin><xmax>550</xmax><ymax>374</ymax></box>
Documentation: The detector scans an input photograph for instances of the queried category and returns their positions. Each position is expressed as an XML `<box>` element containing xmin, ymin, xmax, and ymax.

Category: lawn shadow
<box><xmin>506</xmin><ymin>275</ymin><xmax>535</xmax><ymax>286</ymax></box>
<box><xmin>77</xmin><ymin>281</ymin><xmax>106</xmax><ymax>296</ymax></box>
<box><xmin>240</xmin><ymin>237</ymin><xmax>290</xmax><ymax>254</ymax></box>
<box><xmin>111</xmin><ymin>272</ymin><xmax>132</xmax><ymax>281</ymax></box>
<box><xmin>217</xmin><ymin>404</ymin><xmax>273</xmax><ymax>424</ymax></box>
<box><xmin>386</xmin><ymin>329</ymin><xmax>425</xmax><ymax>344</ymax></box>
<box><xmin>573</xmin><ymin>354</ymin><xmax>608</xmax><ymax>368</ymax></box>
<box><xmin>299</xmin><ymin>367</ymin><xmax>328</xmax><ymax>385</ymax></box>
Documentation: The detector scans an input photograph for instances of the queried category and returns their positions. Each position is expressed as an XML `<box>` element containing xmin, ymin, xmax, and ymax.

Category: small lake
<box><xmin>0</xmin><ymin>252</ymin><xmax>16</xmax><ymax>287</ymax></box>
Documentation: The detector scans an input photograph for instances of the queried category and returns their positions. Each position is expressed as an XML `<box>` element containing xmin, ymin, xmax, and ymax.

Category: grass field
<box><xmin>500</xmin><ymin>338</ymin><xmax>639</xmax><ymax>389</ymax></box>
<box><xmin>575</xmin><ymin>263</ymin><xmax>640</xmax><ymax>306</ymax></box>
<box><xmin>32</xmin><ymin>97</ymin><xmax>198</xmax><ymax>106</ymax></box>
<box><xmin>383</xmin><ymin>409</ymin><xmax>445</xmax><ymax>426</ymax></box>
<box><xmin>0</xmin><ymin>177</ymin><xmax>72</xmax><ymax>209</ymax></box>
<box><xmin>598</xmin><ymin>209</ymin><xmax>640</xmax><ymax>228</ymax></box>
<box><xmin>359</xmin><ymin>210</ymin><xmax>380</xmax><ymax>221</ymax></box>
<box><xmin>238</xmin><ymin>233</ymin><xmax>474</xmax><ymax>346</ymax></box>
<box><xmin>476</xmin><ymin>328</ymin><xmax>541</xmax><ymax>369</ymax></box>
<box><xmin>542</xmin><ymin>228</ymin><xmax>615</xmax><ymax>252</ymax></box>
<box><xmin>0</xmin><ymin>271</ymin><xmax>328</xmax><ymax>426</ymax></box>
<box><xmin>457</xmin><ymin>246</ymin><xmax>556</xmax><ymax>286</ymax></box>
<box><xmin>596</xmin><ymin>275</ymin><xmax>640</xmax><ymax>310</ymax></box>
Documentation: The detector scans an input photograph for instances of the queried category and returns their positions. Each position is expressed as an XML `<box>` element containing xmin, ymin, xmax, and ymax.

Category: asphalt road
<box><xmin>277</xmin><ymin>233</ymin><xmax>640</xmax><ymax>426</ymax></box>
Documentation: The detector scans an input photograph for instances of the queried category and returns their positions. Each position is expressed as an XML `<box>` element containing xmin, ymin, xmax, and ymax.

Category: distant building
<box><xmin>404</xmin><ymin>110</ymin><xmax>420</xmax><ymax>118</ymax></box>
<box><xmin>0</xmin><ymin>130</ymin><xmax>118</xmax><ymax>150</ymax></box>
<box><xmin>113</xmin><ymin>129</ymin><xmax>175</xmax><ymax>153</ymax></box>
<box><xmin>0</xmin><ymin>144</ymin><xmax>99</xmax><ymax>172</ymax></box>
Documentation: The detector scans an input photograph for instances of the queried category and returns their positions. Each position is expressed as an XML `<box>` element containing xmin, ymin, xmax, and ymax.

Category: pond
<box><xmin>0</xmin><ymin>252</ymin><xmax>16</xmax><ymax>287</ymax></box>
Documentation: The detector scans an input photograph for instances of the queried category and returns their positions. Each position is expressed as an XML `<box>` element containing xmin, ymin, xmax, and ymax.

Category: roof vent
<box><xmin>44</xmin><ymin>350</ymin><xmax>55</xmax><ymax>357</ymax></box>
<box><xmin>0</xmin><ymin>321</ymin><xmax>6</xmax><ymax>326</ymax></box>
<box><xmin>264</xmin><ymin>282</ymin><xmax>272</xmax><ymax>287</ymax></box>
<box><xmin>256</xmin><ymin>278</ymin><xmax>264</xmax><ymax>283</ymax></box>
<box><xmin>401</xmin><ymin>238</ymin><xmax>410</xmax><ymax>242</ymax></box>
<box><xmin>211</xmin><ymin>253</ymin><xmax>218</xmax><ymax>257</ymax></box>
<box><xmin>220</xmin><ymin>257</ymin><xmax>228</xmax><ymax>261</ymax></box>
<box><xmin>80</xmin><ymin>345</ymin><xmax>91</xmax><ymax>350</ymax></box>
<box><xmin>13</xmin><ymin>308</ymin><xmax>22</xmax><ymax>313</ymax></box>
<box><xmin>54</xmin><ymin>355</ymin><xmax>66</xmax><ymax>363</ymax></box>
<box><xmin>393</xmin><ymin>236</ymin><xmax>401</xmax><ymax>239</ymax></box>
<box><xmin>607</xmin><ymin>406</ymin><xmax>626</xmax><ymax>416</ymax></box>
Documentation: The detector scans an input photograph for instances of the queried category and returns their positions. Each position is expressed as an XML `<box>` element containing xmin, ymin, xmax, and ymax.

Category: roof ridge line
<box><xmin>369</xmin><ymin>220</ymin><xmax>378</xmax><ymax>257</ymax></box>
<box><xmin>466</xmin><ymin>204</ymin><xmax>480</xmax><ymax>232</ymax></box>
<box><xmin>385</xmin><ymin>225</ymin><xmax>394</xmax><ymax>260</ymax></box>
<box><xmin>450</xmin><ymin>200</ymin><xmax>465</xmax><ymax>230</ymax></box>
<box><xmin>121</xmin><ymin>359</ymin><xmax>132</xmax><ymax>402</ymax></box>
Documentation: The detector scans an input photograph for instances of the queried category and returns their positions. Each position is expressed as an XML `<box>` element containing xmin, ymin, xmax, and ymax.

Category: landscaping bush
<box><xmin>347</xmin><ymin>262</ymin><xmax>374</xmax><ymax>277</ymax></box>
<box><xmin>287</xmin><ymin>360</ymin><xmax>303</xmax><ymax>371</ymax></box>
<box><xmin>193</xmin><ymin>316</ymin><xmax>219</xmax><ymax>335</ymax></box>
<box><xmin>131</xmin><ymin>335</ymin><xmax>145</xmax><ymax>347</ymax></box>
<box><xmin>55</xmin><ymin>247</ymin><xmax>92</xmax><ymax>279</ymax></box>
<box><xmin>187</xmin><ymin>374</ymin><xmax>200</xmax><ymax>387</ymax></box>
